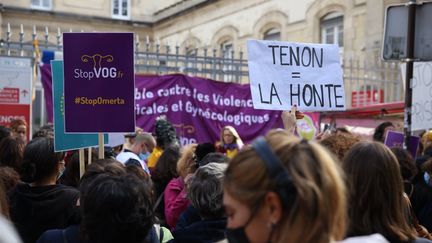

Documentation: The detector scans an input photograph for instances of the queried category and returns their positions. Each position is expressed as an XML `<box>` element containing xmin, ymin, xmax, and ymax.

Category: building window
<box><xmin>220</xmin><ymin>40</ymin><xmax>234</xmax><ymax>82</ymax></box>
<box><xmin>185</xmin><ymin>47</ymin><xmax>197</xmax><ymax>71</ymax></box>
<box><xmin>263</xmin><ymin>28</ymin><xmax>281</xmax><ymax>41</ymax></box>
<box><xmin>320</xmin><ymin>12</ymin><xmax>344</xmax><ymax>47</ymax></box>
<box><xmin>112</xmin><ymin>0</ymin><xmax>130</xmax><ymax>20</ymax></box>
<box><xmin>31</xmin><ymin>0</ymin><xmax>52</xmax><ymax>10</ymax></box>
<box><xmin>221</xmin><ymin>41</ymin><xmax>233</xmax><ymax>59</ymax></box>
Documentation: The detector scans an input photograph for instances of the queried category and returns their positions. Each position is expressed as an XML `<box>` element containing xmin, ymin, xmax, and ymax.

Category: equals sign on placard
<box><xmin>292</xmin><ymin>72</ymin><xmax>301</xmax><ymax>79</ymax></box>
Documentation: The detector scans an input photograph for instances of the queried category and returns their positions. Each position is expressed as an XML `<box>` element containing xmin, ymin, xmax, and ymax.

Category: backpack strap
<box><xmin>153</xmin><ymin>193</ymin><xmax>164</xmax><ymax>212</ymax></box>
<box><xmin>154</xmin><ymin>224</ymin><xmax>161</xmax><ymax>241</ymax></box>
<box><xmin>62</xmin><ymin>229</ymin><xmax>69</xmax><ymax>243</ymax></box>
<box><xmin>159</xmin><ymin>226</ymin><xmax>164</xmax><ymax>243</ymax></box>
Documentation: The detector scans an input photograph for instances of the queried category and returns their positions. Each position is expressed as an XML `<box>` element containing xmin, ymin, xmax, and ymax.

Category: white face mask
<box><xmin>425</xmin><ymin>172</ymin><xmax>432</xmax><ymax>187</ymax></box>
<box><xmin>139</xmin><ymin>152</ymin><xmax>150</xmax><ymax>160</ymax></box>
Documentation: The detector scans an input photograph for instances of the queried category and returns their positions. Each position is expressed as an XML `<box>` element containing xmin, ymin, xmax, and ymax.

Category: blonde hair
<box><xmin>224</xmin><ymin>130</ymin><xmax>346</xmax><ymax>243</ymax></box>
<box><xmin>220</xmin><ymin>126</ymin><xmax>244</xmax><ymax>148</ymax></box>
<box><xmin>176</xmin><ymin>144</ymin><xmax>197</xmax><ymax>178</ymax></box>
<box><xmin>422</xmin><ymin>130</ymin><xmax>432</xmax><ymax>150</ymax></box>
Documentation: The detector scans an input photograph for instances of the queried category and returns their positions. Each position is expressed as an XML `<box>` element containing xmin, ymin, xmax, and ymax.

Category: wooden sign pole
<box><xmin>98</xmin><ymin>133</ymin><xmax>104</xmax><ymax>159</ymax></box>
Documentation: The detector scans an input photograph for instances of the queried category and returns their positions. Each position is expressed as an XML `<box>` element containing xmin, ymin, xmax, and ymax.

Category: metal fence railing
<box><xmin>343</xmin><ymin>59</ymin><xmax>403</xmax><ymax>108</ymax></box>
<box><xmin>0</xmin><ymin>25</ymin><xmax>249</xmax><ymax>83</ymax></box>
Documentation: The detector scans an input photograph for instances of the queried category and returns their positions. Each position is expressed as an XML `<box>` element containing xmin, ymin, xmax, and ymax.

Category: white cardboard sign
<box><xmin>0</xmin><ymin>57</ymin><xmax>32</xmax><ymax>105</ymax></box>
<box><xmin>412</xmin><ymin>62</ymin><xmax>432</xmax><ymax>131</ymax></box>
<box><xmin>247</xmin><ymin>40</ymin><xmax>346</xmax><ymax>111</ymax></box>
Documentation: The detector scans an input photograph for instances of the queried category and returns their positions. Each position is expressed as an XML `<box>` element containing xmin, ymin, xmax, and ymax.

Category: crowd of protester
<box><xmin>1</xmin><ymin>112</ymin><xmax>432</xmax><ymax>243</ymax></box>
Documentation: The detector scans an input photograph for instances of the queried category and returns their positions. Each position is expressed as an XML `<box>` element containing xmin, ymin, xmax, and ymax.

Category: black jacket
<box><xmin>8</xmin><ymin>183</ymin><xmax>80</xmax><ymax>243</ymax></box>
<box><xmin>171</xmin><ymin>218</ymin><xmax>227</xmax><ymax>243</ymax></box>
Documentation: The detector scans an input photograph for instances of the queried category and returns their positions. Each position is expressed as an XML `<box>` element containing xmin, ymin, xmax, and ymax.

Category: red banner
<box><xmin>351</xmin><ymin>90</ymin><xmax>384</xmax><ymax>108</ymax></box>
<box><xmin>0</xmin><ymin>104</ymin><xmax>30</xmax><ymax>140</ymax></box>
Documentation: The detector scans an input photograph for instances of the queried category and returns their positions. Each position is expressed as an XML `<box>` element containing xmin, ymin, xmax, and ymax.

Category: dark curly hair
<box><xmin>32</xmin><ymin>124</ymin><xmax>54</xmax><ymax>139</ymax></box>
<box><xmin>373</xmin><ymin>122</ymin><xmax>394</xmax><ymax>142</ymax></box>
<box><xmin>155</xmin><ymin>116</ymin><xmax>179</xmax><ymax>149</ymax></box>
<box><xmin>320</xmin><ymin>133</ymin><xmax>361</xmax><ymax>162</ymax></box>
<box><xmin>80</xmin><ymin>173</ymin><xmax>154</xmax><ymax>243</ymax></box>
<box><xmin>20</xmin><ymin>137</ymin><xmax>65</xmax><ymax>183</ymax></box>
<box><xmin>0</xmin><ymin>166</ymin><xmax>20</xmax><ymax>192</ymax></box>
<box><xmin>0</xmin><ymin>136</ymin><xmax>25</xmax><ymax>172</ymax></box>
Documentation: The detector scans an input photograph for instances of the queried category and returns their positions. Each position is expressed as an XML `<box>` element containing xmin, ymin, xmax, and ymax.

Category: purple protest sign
<box><xmin>384</xmin><ymin>130</ymin><xmax>420</xmax><ymax>158</ymax></box>
<box><xmin>63</xmin><ymin>33</ymin><xmax>135</xmax><ymax>133</ymax></box>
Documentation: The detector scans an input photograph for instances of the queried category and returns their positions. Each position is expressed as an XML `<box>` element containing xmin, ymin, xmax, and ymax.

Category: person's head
<box><xmin>0</xmin><ymin>136</ymin><xmax>25</xmax><ymax>172</ymax></box>
<box><xmin>335</xmin><ymin>127</ymin><xmax>351</xmax><ymax>135</ymax></box>
<box><xmin>78</xmin><ymin>158</ymin><xmax>127</xmax><ymax>206</ymax></box>
<box><xmin>220</xmin><ymin>126</ymin><xmax>244</xmax><ymax>148</ymax></box>
<box><xmin>0</xmin><ymin>126</ymin><xmax>11</xmax><ymax>143</ymax></box>
<box><xmin>422</xmin><ymin>158</ymin><xmax>432</xmax><ymax>175</ymax></box>
<box><xmin>152</xmin><ymin>145</ymin><xmax>180</xmax><ymax>183</ymax></box>
<box><xmin>319</xmin><ymin>133</ymin><xmax>361</xmax><ymax>162</ymax></box>
<box><xmin>223</xmin><ymin>130</ymin><xmax>346</xmax><ymax>243</ymax></box>
<box><xmin>391</xmin><ymin>147</ymin><xmax>417</xmax><ymax>181</ymax></box>
<box><xmin>177</xmin><ymin>144</ymin><xmax>198</xmax><ymax>178</ymax></box>
<box><xmin>80</xmin><ymin>174</ymin><xmax>154</xmax><ymax>243</ymax></box>
<box><xmin>20</xmin><ymin>137</ymin><xmax>65</xmax><ymax>183</ymax></box>
<box><xmin>142</xmin><ymin>132</ymin><xmax>156</xmax><ymax>154</ymax></box>
<box><xmin>0</xmin><ymin>166</ymin><xmax>20</xmax><ymax>192</ymax></box>
<box><xmin>195</xmin><ymin>143</ymin><xmax>216</xmax><ymax>165</ymax></box>
<box><xmin>129</xmin><ymin>133</ymin><xmax>149</xmax><ymax>155</ymax></box>
<box><xmin>32</xmin><ymin>124</ymin><xmax>54</xmax><ymax>139</ymax></box>
<box><xmin>155</xmin><ymin>116</ymin><xmax>178</xmax><ymax>149</ymax></box>
<box><xmin>187</xmin><ymin>162</ymin><xmax>228</xmax><ymax>219</ymax></box>
<box><xmin>422</xmin><ymin>130</ymin><xmax>432</xmax><ymax>151</ymax></box>
<box><xmin>80</xmin><ymin>158</ymin><xmax>125</xmax><ymax>187</ymax></box>
<box><xmin>9</xmin><ymin>118</ymin><xmax>27</xmax><ymax>142</ymax></box>
<box><xmin>59</xmin><ymin>150</ymin><xmax>98</xmax><ymax>188</ymax></box>
<box><xmin>343</xmin><ymin>142</ymin><xmax>416</xmax><ymax>241</ymax></box>
<box><xmin>199</xmin><ymin>152</ymin><xmax>229</xmax><ymax>167</ymax></box>
<box><xmin>373</xmin><ymin>122</ymin><xmax>394</xmax><ymax>142</ymax></box>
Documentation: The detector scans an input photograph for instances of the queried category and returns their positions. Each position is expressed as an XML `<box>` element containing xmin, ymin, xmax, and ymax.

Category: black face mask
<box><xmin>225</xmin><ymin>226</ymin><xmax>251</xmax><ymax>243</ymax></box>
<box><xmin>225</xmin><ymin>205</ymin><xmax>260</xmax><ymax>243</ymax></box>
<box><xmin>225</xmin><ymin>201</ymin><xmax>276</xmax><ymax>243</ymax></box>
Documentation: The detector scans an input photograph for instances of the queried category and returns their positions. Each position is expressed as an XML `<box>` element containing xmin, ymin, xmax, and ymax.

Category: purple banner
<box><xmin>41</xmin><ymin>64</ymin><xmax>54</xmax><ymax>122</ymax></box>
<box><xmin>135</xmin><ymin>74</ymin><xmax>283</xmax><ymax>144</ymax></box>
<box><xmin>384</xmin><ymin>130</ymin><xmax>420</xmax><ymax>158</ymax></box>
<box><xmin>63</xmin><ymin>33</ymin><xmax>135</xmax><ymax>133</ymax></box>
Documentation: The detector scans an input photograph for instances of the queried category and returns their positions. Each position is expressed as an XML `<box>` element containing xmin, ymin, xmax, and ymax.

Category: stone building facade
<box><xmin>0</xmin><ymin>0</ymin><xmax>407</xmax><ymax>128</ymax></box>
<box><xmin>1</xmin><ymin>0</ymin><xmax>405</xmax><ymax>63</ymax></box>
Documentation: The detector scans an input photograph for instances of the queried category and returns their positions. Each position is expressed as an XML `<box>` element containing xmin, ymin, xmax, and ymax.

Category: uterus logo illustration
<box><xmin>74</xmin><ymin>54</ymin><xmax>124</xmax><ymax>80</ymax></box>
